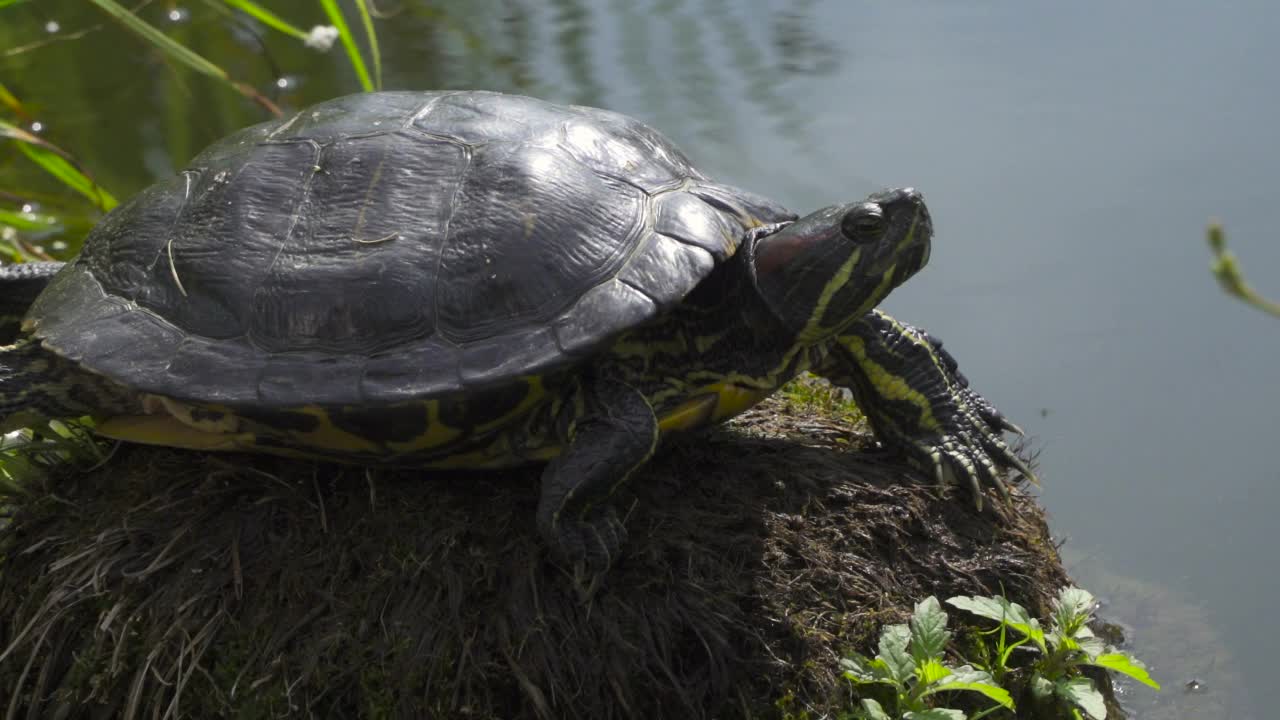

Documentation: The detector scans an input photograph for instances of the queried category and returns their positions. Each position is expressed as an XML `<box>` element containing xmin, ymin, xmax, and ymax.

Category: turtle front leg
<box><xmin>537</xmin><ymin>377</ymin><xmax>658</xmax><ymax>576</ymax></box>
<box><xmin>814</xmin><ymin>309</ymin><xmax>1035</xmax><ymax>509</ymax></box>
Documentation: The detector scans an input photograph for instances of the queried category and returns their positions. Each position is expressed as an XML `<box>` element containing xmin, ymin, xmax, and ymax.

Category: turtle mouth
<box><xmin>911</xmin><ymin>202</ymin><xmax>933</xmax><ymax>272</ymax></box>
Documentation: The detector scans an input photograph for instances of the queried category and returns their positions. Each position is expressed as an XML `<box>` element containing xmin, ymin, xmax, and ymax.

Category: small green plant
<box><xmin>840</xmin><ymin>597</ymin><xmax>1014</xmax><ymax>719</ymax></box>
<box><xmin>779</xmin><ymin>373</ymin><xmax>863</xmax><ymax>424</ymax></box>
<box><xmin>838</xmin><ymin>588</ymin><xmax>1158</xmax><ymax>720</ymax></box>
<box><xmin>0</xmin><ymin>419</ymin><xmax>106</xmax><ymax>498</ymax></box>
<box><xmin>1206</xmin><ymin>220</ymin><xmax>1280</xmax><ymax>318</ymax></box>
<box><xmin>947</xmin><ymin>587</ymin><xmax>1160</xmax><ymax>719</ymax></box>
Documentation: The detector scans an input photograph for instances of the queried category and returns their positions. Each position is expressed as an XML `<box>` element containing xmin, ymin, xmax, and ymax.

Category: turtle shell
<box><xmin>28</xmin><ymin>91</ymin><xmax>794</xmax><ymax>406</ymax></box>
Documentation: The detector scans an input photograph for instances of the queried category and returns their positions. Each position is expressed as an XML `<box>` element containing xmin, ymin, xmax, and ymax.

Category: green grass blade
<box><xmin>219</xmin><ymin>0</ymin><xmax>309</xmax><ymax>40</ymax></box>
<box><xmin>317</xmin><ymin>0</ymin><xmax>373</xmax><ymax>92</ymax></box>
<box><xmin>0</xmin><ymin>120</ymin><xmax>118</xmax><ymax>210</ymax></box>
<box><xmin>0</xmin><ymin>81</ymin><xmax>22</xmax><ymax>114</ymax></box>
<box><xmin>15</xmin><ymin>143</ymin><xmax>117</xmax><ymax>210</ymax></box>
<box><xmin>87</xmin><ymin>0</ymin><xmax>282</xmax><ymax>115</ymax></box>
<box><xmin>0</xmin><ymin>208</ymin><xmax>60</xmax><ymax>232</ymax></box>
<box><xmin>88</xmin><ymin>0</ymin><xmax>231</xmax><ymax>80</ymax></box>
<box><xmin>353</xmin><ymin>0</ymin><xmax>382</xmax><ymax>90</ymax></box>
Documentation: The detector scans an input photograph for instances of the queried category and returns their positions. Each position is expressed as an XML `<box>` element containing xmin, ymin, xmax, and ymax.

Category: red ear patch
<box><xmin>753</xmin><ymin>229</ymin><xmax>817</xmax><ymax>278</ymax></box>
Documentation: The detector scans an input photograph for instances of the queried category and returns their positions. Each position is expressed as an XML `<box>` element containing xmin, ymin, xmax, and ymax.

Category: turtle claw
<box><xmin>1000</xmin><ymin>445</ymin><xmax>1038</xmax><ymax>486</ymax></box>
<box><xmin>546</xmin><ymin>509</ymin><xmax>626</xmax><ymax>583</ymax></box>
<box><xmin>918</xmin><ymin>436</ymin><xmax>994</xmax><ymax>511</ymax></box>
<box><xmin>988</xmin><ymin>464</ymin><xmax>1012</xmax><ymax>502</ymax></box>
<box><xmin>883</xmin><ymin>367</ymin><xmax>1031</xmax><ymax>509</ymax></box>
<box><xmin>957</xmin><ymin>440</ymin><xmax>993</xmax><ymax>511</ymax></box>
<box><xmin>827</xmin><ymin>312</ymin><xmax>1036</xmax><ymax>512</ymax></box>
<box><xmin>998</xmin><ymin>418</ymin><xmax>1025</xmax><ymax>436</ymax></box>
<box><xmin>974</xmin><ymin>420</ymin><xmax>1037</xmax><ymax>489</ymax></box>
<box><xmin>928</xmin><ymin>448</ymin><xmax>947</xmax><ymax>488</ymax></box>
<box><xmin>954</xmin><ymin>454</ymin><xmax>985</xmax><ymax>512</ymax></box>
<box><xmin>975</xmin><ymin>447</ymin><xmax>1011</xmax><ymax>503</ymax></box>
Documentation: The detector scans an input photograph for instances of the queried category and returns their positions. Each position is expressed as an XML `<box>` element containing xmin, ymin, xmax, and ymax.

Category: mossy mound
<box><xmin>1</xmin><ymin>396</ymin><xmax>1066</xmax><ymax>718</ymax></box>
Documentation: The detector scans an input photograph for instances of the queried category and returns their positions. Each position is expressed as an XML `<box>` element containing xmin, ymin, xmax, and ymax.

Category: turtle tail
<box><xmin>1</xmin><ymin>261</ymin><xmax>64</xmax><ymax>343</ymax></box>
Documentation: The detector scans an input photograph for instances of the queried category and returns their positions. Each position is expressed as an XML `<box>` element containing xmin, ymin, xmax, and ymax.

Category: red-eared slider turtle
<box><xmin>0</xmin><ymin>91</ymin><xmax>1032</xmax><ymax>573</ymax></box>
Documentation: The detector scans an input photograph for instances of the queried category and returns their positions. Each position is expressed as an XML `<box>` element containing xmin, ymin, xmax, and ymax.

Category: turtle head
<box><xmin>750</xmin><ymin>187</ymin><xmax>931</xmax><ymax>343</ymax></box>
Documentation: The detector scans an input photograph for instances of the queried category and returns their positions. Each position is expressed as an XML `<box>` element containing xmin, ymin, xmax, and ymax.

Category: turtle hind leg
<box><xmin>536</xmin><ymin>377</ymin><xmax>658</xmax><ymax>579</ymax></box>
<box><xmin>0</xmin><ymin>338</ymin><xmax>68</xmax><ymax>431</ymax></box>
<box><xmin>0</xmin><ymin>261</ymin><xmax>64</xmax><ymax>343</ymax></box>
<box><xmin>0</xmin><ymin>338</ymin><xmax>138</xmax><ymax>433</ymax></box>
<box><xmin>0</xmin><ymin>263</ymin><xmax>140</xmax><ymax>431</ymax></box>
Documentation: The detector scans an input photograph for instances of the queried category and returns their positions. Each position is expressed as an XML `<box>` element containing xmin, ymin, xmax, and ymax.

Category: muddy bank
<box><xmin>1</xmin><ymin>395</ymin><xmax>1071</xmax><ymax>718</ymax></box>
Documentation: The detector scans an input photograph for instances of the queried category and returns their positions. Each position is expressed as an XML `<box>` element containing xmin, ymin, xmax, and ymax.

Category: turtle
<box><xmin>0</xmin><ymin>91</ymin><xmax>1033</xmax><ymax>573</ymax></box>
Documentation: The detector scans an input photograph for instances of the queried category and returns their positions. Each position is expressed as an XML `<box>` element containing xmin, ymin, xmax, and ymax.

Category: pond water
<box><xmin>3</xmin><ymin>1</ymin><xmax>1276</xmax><ymax>716</ymax></box>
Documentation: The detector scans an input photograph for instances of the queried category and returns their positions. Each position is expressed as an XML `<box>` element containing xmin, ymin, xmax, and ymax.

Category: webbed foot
<box><xmin>539</xmin><ymin>507</ymin><xmax>627</xmax><ymax>584</ymax></box>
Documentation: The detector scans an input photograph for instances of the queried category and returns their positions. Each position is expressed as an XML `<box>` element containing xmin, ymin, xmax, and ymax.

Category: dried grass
<box><xmin>0</xmin><ymin>396</ymin><xmax>1066</xmax><ymax>719</ymax></box>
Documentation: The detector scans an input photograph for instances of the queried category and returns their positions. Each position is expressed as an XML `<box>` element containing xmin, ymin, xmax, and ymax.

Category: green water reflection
<box><xmin>0</xmin><ymin>0</ymin><xmax>831</xmax><ymax>254</ymax></box>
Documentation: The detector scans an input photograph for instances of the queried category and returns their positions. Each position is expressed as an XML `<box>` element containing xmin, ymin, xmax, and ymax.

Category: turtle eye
<box><xmin>841</xmin><ymin>205</ymin><xmax>886</xmax><ymax>240</ymax></box>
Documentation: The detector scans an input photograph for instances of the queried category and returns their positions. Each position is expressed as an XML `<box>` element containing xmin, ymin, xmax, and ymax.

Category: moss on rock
<box><xmin>1</xmin><ymin>392</ymin><xmax>1071</xmax><ymax>719</ymax></box>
